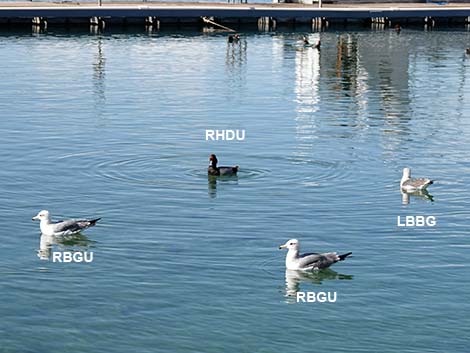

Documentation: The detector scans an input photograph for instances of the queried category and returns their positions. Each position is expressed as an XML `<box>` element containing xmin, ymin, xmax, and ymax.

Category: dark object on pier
<box><xmin>228</xmin><ymin>34</ymin><xmax>240</xmax><ymax>43</ymax></box>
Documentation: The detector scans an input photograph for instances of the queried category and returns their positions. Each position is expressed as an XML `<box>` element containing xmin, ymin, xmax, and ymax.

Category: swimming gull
<box><xmin>32</xmin><ymin>210</ymin><xmax>101</xmax><ymax>236</ymax></box>
<box><xmin>400</xmin><ymin>167</ymin><xmax>433</xmax><ymax>192</ymax></box>
<box><xmin>279</xmin><ymin>239</ymin><xmax>352</xmax><ymax>271</ymax></box>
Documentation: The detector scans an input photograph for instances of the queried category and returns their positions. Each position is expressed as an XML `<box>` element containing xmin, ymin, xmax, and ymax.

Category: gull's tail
<box><xmin>338</xmin><ymin>252</ymin><xmax>352</xmax><ymax>261</ymax></box>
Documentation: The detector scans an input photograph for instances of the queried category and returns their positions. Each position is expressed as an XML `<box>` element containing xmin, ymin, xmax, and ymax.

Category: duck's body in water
<box><xmin>208</xmin><ymin>154</ymin><xmax>239</xmax><ymax>176</ymax></box>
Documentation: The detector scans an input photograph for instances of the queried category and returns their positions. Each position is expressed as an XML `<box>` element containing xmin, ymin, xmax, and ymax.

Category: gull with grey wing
<box><xmin>32</xmin><ymin>210</ymin><xmax>100</xmax><ymax>236</ymax></box>
<box><xmin>279</xmin><ymin>239</ymin><xmax>351</xmax><ymax>271</ymax></box>
<box><xmin>400</xmin><ymin>167</ymin><xmax>434</xmax><ymax>193</ymax></box>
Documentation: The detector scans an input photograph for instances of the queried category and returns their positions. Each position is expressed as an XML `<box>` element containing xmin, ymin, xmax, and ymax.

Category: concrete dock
<box><xmin>2</xmin><ymin>2</ymin><xmax>470</xmax><ymax>27</ymax></box>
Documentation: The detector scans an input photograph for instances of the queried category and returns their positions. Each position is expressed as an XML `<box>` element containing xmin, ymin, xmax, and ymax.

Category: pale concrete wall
<box><xmin>331</xmin><ymin>0</ymin><xmax>470</xmax><ymax>3</ymax></box>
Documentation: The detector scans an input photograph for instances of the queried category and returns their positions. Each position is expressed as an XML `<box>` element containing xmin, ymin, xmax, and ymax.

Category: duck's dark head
<box><xmin>209</xmin><ymin>154</ymin><xmax>218</xmax><ymax>167</ymax></box>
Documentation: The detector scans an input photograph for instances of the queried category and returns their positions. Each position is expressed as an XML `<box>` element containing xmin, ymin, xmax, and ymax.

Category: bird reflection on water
<box><xmin>284</xmin><ymin>268</ymin><xmax>353</xmax><ymax>300</ymax></box>
<box><xmin>208</xmin><ymin>175</ymin><xmax>239</xmax><ymax>198</ymax></box>
<box><xmin>38</xmin><ymin>233</ymin><xmax>94</xmax><ymax>261</ymax></box>
<box><xmin>401</xmin><ymin>189</ymin><xmax>434</xmax><ymax>205</ymax></box>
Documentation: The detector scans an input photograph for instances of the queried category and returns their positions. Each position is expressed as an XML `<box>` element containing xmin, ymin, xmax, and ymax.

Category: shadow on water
<box><xmin>284</xmin><ymin>268</ymin><xmax>353</xmax><ymax>299</ymax></box>
<box><xmin>38</xmin><ymin>233</ymin><xmax>95</xmax><ymax>261</ymax></box>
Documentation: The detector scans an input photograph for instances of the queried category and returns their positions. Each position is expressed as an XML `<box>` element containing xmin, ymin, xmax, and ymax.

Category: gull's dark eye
<box><xmin>290</xmin><ymin>243</ymin><xmax>294</xmax><ymax>245</ymax></box>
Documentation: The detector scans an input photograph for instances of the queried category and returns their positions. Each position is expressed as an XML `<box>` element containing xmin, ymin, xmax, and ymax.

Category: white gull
<box><xmin>400</xmin><ymin>167</ymin><xmax>434</xmax><ymax>192</ymax></box>
<box><xmin>279</xmin><ymin>239</ymin><xmax>351</xmax><ymax>271</ymax></box>
<box><xmin>32</xmin><ymin>210</ymin><xmax>100</xmax><ymax>236</ymax></box>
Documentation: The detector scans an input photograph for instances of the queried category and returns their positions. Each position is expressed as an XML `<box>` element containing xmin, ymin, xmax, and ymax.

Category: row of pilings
<box><xmin>10</xmin><ymin>15</ymin><xmax>470</xmax><ymax>31</ymax></box>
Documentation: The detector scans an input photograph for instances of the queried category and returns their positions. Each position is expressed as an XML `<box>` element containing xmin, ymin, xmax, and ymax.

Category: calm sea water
<box><xmin>1</xmin><ymin>27</ymin><xmax>470</xmax><ymax>352</ymax></box>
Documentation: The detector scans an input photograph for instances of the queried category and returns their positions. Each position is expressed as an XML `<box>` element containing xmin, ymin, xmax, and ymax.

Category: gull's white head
<box><xmin>402</xmin><ymin>168</ymin><xmax>411</xmax><ymax>179</ymax></box>
<box><xmin>279</xmin><ymin>239</ymin><xmax>299</xmax><ymax>251</ymax></box>
<box><xmin>32</xmin><ymin>210</ymin><xmax>50</xmax><ymax>222</ymax></box>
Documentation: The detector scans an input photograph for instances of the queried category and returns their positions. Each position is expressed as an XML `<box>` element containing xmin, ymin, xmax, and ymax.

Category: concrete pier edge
<box><xmin>1</xmin><ymin>2</ymin><xmax>470</xmax><ymax>27</ymax></box>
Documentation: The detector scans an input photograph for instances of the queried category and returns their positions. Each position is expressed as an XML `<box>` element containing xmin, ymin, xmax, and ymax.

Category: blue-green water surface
<box><xmin>1</xmin><ymin>28</ymin><xmax>470</xmax><ymax>352</ymax></box>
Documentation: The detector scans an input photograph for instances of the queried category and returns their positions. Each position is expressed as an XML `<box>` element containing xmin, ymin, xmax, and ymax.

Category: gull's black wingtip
<box><xmin>89</xmin><ymin>218</ymin><xmax>101</xmax><ymax>226</ymax></box>
<box><xmin>339</xmin><ymin>252</ymin><xmax>352</xmax><ymax>261</ymax></box>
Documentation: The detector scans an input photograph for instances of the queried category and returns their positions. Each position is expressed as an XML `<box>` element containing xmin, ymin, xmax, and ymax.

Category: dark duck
<box><xmin>208</xmin><ymin>154</ymin><xmax>239</xmax><ymax>176</ymax></box>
